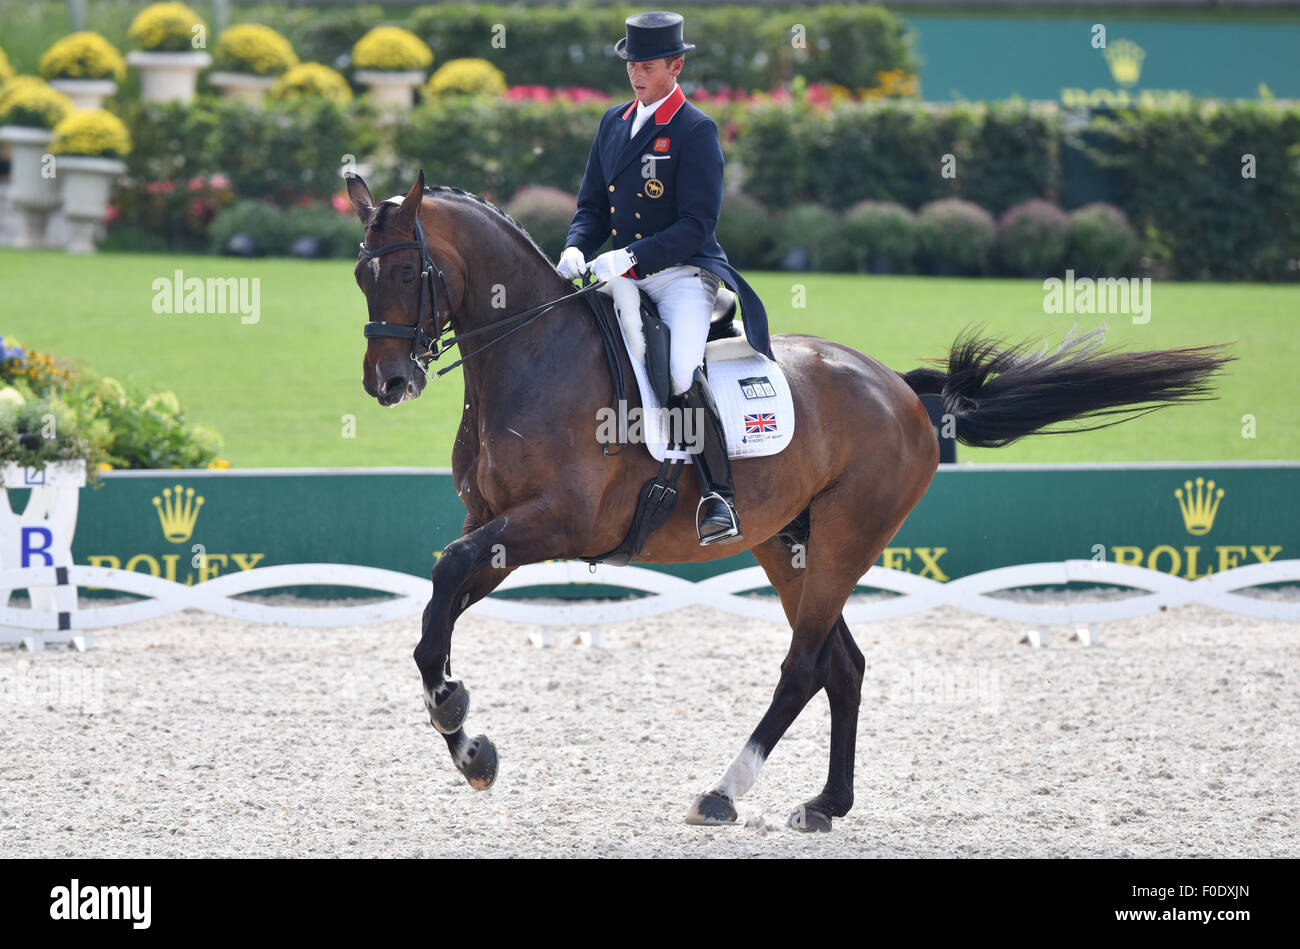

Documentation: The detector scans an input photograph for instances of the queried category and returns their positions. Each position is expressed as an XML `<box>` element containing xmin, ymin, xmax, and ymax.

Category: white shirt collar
<box><xmin>631</xmin><ymin>84</ymin><xmax>679</xmax><ymax>136</ymax></box>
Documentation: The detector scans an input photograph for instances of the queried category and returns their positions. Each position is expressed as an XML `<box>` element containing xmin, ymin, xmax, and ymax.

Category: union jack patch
<box><xmin>653</xmin><ymin>137</ymin><xmax>670</xmax><ymax>153</ymax></box>
<box><xmin>744</xmin><ymin>413</ymin><xmax>777</xmax><ymax>434</ymax></box>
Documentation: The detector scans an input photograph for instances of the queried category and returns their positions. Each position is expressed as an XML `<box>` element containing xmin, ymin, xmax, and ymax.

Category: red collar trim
<box><xmin>654</xmin><ymin>86</ymin><xmax>686</xmax><ymax>124</ymax></box>
<box><xmin>620</xmin><ymin>85</ymin><xmax>686</xmax><ymax>124</ymax></box>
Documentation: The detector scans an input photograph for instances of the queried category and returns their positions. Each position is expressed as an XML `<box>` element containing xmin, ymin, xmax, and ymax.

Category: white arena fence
<box><xmin>1</xmin><ymin>558</ymin><xmax>1297</xmax><ymax>651</ymax></box>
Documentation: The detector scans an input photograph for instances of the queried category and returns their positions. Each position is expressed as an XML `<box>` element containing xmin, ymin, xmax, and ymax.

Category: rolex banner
<box><xmin>25</xmin><ymin>464</ymin><xmax>1295</xmax><ymax>596</ymax></box>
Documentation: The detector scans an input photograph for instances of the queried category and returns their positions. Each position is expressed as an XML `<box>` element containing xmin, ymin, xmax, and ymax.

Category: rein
<box><xmin>360</xmin><ymin>214</ymin><xmax>605</xmax><ymax>379</ymax></box>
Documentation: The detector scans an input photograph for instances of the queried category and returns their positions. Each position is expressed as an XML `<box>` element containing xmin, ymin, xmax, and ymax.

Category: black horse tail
<box><xmin>899</xmin><ymin>326</ymin><xmax>1233</xmax><ymax>449</ymax></box>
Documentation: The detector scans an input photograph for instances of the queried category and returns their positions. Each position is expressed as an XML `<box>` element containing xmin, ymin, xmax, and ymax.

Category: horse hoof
<box><xmin>460</xmin><ymin>734</ymin><xmax>498</xmax><ymax>790</ymax></box>
<box><xmin>685</xmin><ymin>790</ymin><xmax>737</xmax><ymax>825</ymax></box>
<box><xmin>787</xmin><ymin>804</ymin><xmax>833</xmax><ymax>833</ymax></box>
<box><xmin>430</xmin><ymin>681</ymin><xmax>469</xmax><ymax>734</ymax></box>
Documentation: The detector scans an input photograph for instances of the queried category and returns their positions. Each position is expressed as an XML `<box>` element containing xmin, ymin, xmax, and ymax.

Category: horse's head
<box><xmin>348</xmin><ymin>170</ymin><xmax>449</xmax><ymax>406</ymax></box>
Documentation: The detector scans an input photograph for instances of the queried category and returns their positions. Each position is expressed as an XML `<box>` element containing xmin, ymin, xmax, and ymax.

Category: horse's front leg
<box><xmin>414</xmin><ymin>508</ymin><xmax>559</xmax><ymax>790</ymax></box>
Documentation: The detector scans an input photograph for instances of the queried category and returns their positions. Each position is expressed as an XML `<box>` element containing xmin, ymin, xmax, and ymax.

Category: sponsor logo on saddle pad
<box><xmin>738</xmin><ymin>376</ymin><xmax>776</xmax><ymax>400</ymax></box>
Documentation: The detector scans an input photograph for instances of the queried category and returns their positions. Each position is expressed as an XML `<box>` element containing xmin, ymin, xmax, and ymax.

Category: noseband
<box><xmin>359</xmin><ymin>213</ymin><xmax>453</xmax><ymax>376</ymax></box>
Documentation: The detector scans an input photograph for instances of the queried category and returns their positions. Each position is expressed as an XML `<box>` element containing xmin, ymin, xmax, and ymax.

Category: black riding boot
<box><xmin>679</xmin><ymin>366</ymin><xmax>742</xmax><ymax>546</ymax></box>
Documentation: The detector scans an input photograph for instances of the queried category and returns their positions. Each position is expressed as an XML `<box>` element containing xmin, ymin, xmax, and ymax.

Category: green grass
<box><xmin>1</xmin><ymin>248</ymin><xmax>1295</xmax><ymax>467</ymax></box>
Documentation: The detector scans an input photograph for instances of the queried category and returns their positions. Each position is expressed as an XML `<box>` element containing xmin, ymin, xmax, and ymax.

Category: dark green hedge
<box><xmin>112</xmin><ymin>93</ymin><xmax>1300</xmax><ymax>280</ymax></box>
<box><xmin>736</xmin><ymin>100</ymin><xmax>1058</xmax><ymax>214</ymax></box>
<box><xmin>388</xmin><ymin>97</ymin><xmax>612</xmax><ymax>203</ymax></box>
<box><xmin>121</xmin><ymin>97</ymin><xmax>374</xmax><ymax>206</ymax></box>
<box><xmin>1069</xmin><ymin>103</ymin><xmax>1300</xmax><ymax>281</ymax></box>
<box><xmin>407</xmin><ymin>3</ymin><xmax>915</xmax><ymax>93</ymax></box>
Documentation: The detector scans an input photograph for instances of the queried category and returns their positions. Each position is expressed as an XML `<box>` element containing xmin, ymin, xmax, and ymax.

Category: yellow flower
<box><xmin>352</xmin><ymin>26</ymin><xmax>432</xmax><ymax>72</ymax></box>
<box><xmin>39</xmin><ymin>31</ymin><xmax>127</xmax><ymax>82</ymax></box>
<box><xmin>207</xmin><ymin>457</ymin><xmax>231</xmax><ymax>469</ymax></box>
<box><xmin>128</xmin><ymin>2</ymin><xmax>207</xmax><ymax>53</ymax></box>
<box><xmin>270</xmin><ymin>62</ymin><xmax>352</xmax><ymax>105</ymax></box>
<box><xmin>51</xmin><ymin>108</ymin><xmax>133</xmax><ymax>158</ymax></box>
<box><xmin>0</xmin><ymin>77</ymin><xmax>75</xmax><ymax>129</ymax></box>
<box><xmin>425</xmin><ymin>58</ymin><xmax>506</xmax><ymax>99</ymax></box>
<box><xmin>0</xmin><ymin>46</ymin><xmax>16</xmax><ymax>85</ymax></box>
<box><xmin>214</xmin><ymin>24</ymin><xmax>298</xmax><ymax>76</ymax></box>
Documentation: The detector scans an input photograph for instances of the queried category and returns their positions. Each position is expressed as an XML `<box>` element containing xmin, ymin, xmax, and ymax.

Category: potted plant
<box><xmin>424</xmin><ymin>58</ymin><xmax>506</xmax><ymax>101</ymax></box>
<box><xmin>269</xmin><ymin>62</ymin><xmax>353</xmax><ymax>106</ymax></box>
<box><xmin>50</xmin><ymin>109</ymin><xmax>131</xmax><ymax>253</ymax></box>
<box><xmin>352</xmin><ymin>26</ymin><xmax>432</xmax><ymax>110</ymax></box>
<box><xmin>208</xmin><ymin>23</ymin><xmax>298</xmax><ymax>106</ymax></box>
<box><xmin>0</xmin><ymin>78</ymin><xmax>74</xmax><ymax>247</ymax></box>
<box><xmin>126</xmin><ymin>2</ymin><xmax>211</xmax><ymax>104</ymax></box>
<box><xmin>39</xmin><ymin>31</ymin><xmax>126</xmax><ymax>109</ymax></box>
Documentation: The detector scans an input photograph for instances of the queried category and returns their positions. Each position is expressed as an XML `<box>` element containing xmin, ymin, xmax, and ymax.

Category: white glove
<box><xmin>591</xmin><ymin>247</ymin><xmax>637</xmax><ymax>282</ymax></box>
<box><xmin>557</xmin><ymin>246</ymin><xmax>588</xmax><ymax>280</ymax></box>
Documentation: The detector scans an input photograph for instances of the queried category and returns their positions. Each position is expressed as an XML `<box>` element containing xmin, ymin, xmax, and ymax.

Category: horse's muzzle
<box><xmin>372</xmin><ymin>372</ymin><xmax>423</xmax><ymax>406</ymax></box>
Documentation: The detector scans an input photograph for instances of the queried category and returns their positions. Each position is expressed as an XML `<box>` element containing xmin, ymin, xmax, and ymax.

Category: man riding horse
<box><xmin>558</xmin><ymin>11</ymin><xmax>772</xmax><ymax>547</ymax></box>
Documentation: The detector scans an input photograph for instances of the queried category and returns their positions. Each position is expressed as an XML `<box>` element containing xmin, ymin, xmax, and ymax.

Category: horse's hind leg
<box><xmin>793</xmin><ymin>616</ymin><xmax>864</xmax><ymax>831</ymax></box>
<box><xmin>684</xmin><ymin>533</ymin><xmax>838</xmax><ymax>824</ymax></box>
<box><xmin>685</xmin><ymin>503</ymin><xmax>876</xmax><ymax>832</ymax></box>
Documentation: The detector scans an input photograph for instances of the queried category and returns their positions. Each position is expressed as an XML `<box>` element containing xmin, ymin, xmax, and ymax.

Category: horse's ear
<box><xmin>345</xmin><ymin>173</ymin><xmax>375</xmax><ymax>226</ymax></box>
<box><xmin>393</xmin><ymin>170</ymin><xmax>426</xmax><ymax>233</ymax></box>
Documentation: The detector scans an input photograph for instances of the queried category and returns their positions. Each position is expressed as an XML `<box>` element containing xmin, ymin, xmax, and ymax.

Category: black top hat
<box><xmin>615</xmin><ymin>11</ymin><xmax>695</xmax><ymax>62</ymax></box>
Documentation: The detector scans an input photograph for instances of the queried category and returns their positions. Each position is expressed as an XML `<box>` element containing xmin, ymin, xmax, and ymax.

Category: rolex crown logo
<box><xmin>1175</xmin><ymin>477</ymin><xmax>1223</xmax><ymax>536</ymax></box>
<box><xmin>1103</xmin><ymin>39</ymin><xmax>1145</xmax><ymax>88</ymax></box>
<box><xmin>153</xmin><ymin>484</ymin><xmax>204</xmax><ymax>543</ymax></box>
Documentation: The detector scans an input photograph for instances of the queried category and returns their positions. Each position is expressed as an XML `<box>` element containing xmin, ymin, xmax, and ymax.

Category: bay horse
<box><xmin>347</xmin><ymin>172</ymin><xmax>1230</xmax><ymax>832</ymax></box>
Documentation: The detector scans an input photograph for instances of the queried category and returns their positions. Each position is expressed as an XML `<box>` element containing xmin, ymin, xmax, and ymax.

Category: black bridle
<box><xmin>359</xmin><ymin>209</ymin><xmax>606</xmax><ymax>379</ymax></box>
<box><xmin>359</xmin><ymin>214</ymin><xmax>451</xmax><ymax>377</ymax></box>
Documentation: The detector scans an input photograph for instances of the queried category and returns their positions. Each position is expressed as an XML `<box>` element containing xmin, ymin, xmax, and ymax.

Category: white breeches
<box><xmin>635</xmin><ymin>265</ymin><xmax>718</xmax><ymax>396</ymax></box>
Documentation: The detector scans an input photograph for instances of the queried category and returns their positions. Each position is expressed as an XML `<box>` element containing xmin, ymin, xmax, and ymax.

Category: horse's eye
<box><xmin>400</xmin><ymin>268</ymin><xmax>416</xmax><ymax>283</ymax></box>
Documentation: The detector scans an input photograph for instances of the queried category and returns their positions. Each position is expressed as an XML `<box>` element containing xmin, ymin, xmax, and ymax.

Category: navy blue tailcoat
<box><xmin>564</xmin><ymin>86</ymin><xmax>772</xmax><ymax>359</ymax></box>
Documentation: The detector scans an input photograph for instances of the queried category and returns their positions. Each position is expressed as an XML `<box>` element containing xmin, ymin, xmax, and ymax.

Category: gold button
<box><xmin>635</xmin><ymin>233</ymin><xmax>642</xmax><ymax>239</ymax></box>
<box><xmin>635</xmin><ymin>212</ymin><xmax>641</xmax><ymax>219</ymax></box>
<box><xmin>610</xmin><ymin>206</ymin><xmax>615</xmax><ymax>213</ymax></box>
<box><xmin>611</xmin><ymin>229</ymin><xmax>617</xmax><ymax>236</ymax></box>
<box><xmin>608</xmin><ymin>185</ymin><xmax>615</xmax><ymax>192</ymax></box>
<box><xmin>636</xmin><ymin>192</ymin><xmax>643</xmax><ymax>198</ymax></box>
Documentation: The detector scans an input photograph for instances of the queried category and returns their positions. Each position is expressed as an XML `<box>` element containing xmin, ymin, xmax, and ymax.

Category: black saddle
<box><xmin>588</xmin><ymin>285</ymin><xmax>742</xmax><ymax>406</ymax></box>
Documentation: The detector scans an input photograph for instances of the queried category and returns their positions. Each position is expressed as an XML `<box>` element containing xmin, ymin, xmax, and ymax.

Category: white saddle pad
<box><xmin>605</xmin><ymin>278</ymin><xmax>795</xmax><ymax>463</ymax></box>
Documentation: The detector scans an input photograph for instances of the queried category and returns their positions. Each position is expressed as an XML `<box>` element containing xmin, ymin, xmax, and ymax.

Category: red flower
<box><xmin>332</xmin><ymin>193</ymin><xmax>352</xmax><ymax>214</ymax></box>
<box><xmin>209</xmin><ymin>173</ymin><xmax>232</xmax><ymax>190</ymax></box>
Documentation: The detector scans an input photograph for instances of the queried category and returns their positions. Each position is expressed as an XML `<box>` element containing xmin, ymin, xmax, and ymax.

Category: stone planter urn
<box><xmin>127</xmin><ymin>50</ymin><xmax>212</xmax><ymax>104</ymax></box>
<box><xmin>355</xmin><ymin>69</ymin><xmax>425</xmax><ymax>110</ymax></box>
<box><xmin>47</xmin><ymin>78</ymin><xmax>119</xmax><ymax>110</ymax></box>
<box><xmin>58</xmin><ymin>156</ymin><xmax>126</xmax><ymax>254</ymax></box>
<box><xmin>0</xmin><ymin>126</ymin><xmax>62</xmax><ymax>248</ymax></box>
<box><xmin>207</xmin><ymin>71</ymin><xmax>277</xmax><ymax>106</ymax></box>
